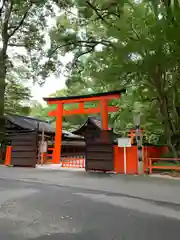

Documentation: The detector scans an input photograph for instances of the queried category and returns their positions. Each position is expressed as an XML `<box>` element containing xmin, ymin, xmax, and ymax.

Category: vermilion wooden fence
<box><xmin>148</xmin><ymin>158</ymin><xmax>180</xmax><ymax>174</ymax></box>
<box><xmin>45</xmin><ymin>147</ymin><xmax>85</xmax><ymax>168</ymax></box>
<box><xmin>114</xmin><ymin>145</ymin><xmax>138</xmax><ymax>174</ymax></box>
<box><xmin>61</xmin><ymin>157</ymin><xmax>85</xmax><ymax>168</ymax></box>
<box><xmin>114</xmin><ymin>145</ymin><xmax>170</xmax><ymax>175</ymax></box>
<box><xmin>143</xmin><ymin>146</ymin><xmax>168</xmax><ymax>173</ymax></box>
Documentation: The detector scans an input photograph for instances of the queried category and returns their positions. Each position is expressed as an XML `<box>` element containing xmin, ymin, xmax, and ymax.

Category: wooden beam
<box><xmin>47</xmin><ymin>94</ymin><xmax>121</xmax><ymax>105</ymax></box>
<box><xmin>48</xmin><ymin>110</ymin><xmax>57</xmax><ymax>117</ymax></box>
<box><xmin>129</xmin><ymin>129</ymin><xmax>144</xmax><ymax>132</ymax></box>
<box><xmin>53</xmin><ymin>103</ymin><xmax>63</xmax><ymax>164</ymax></box>
<box><xmin>63</xmin><ymin>106</ymin><xmax>101</xmax><ymax>115</ymax></box>
<box><xmin>79</xmin><ymin>102</ymin><xmax>84</xmax><ymax>111</ymax></box>
<box><xmin>101</xmin><ymin>99</ymin><xmax>108</xmax><ymax>130</ymax></box>
<box><xmin>48</xmin><ymin>106</ymin><xmax>119</xmax><ymax>117</ymax></box>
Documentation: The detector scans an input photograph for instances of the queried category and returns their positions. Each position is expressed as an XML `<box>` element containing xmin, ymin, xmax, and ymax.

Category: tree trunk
<box><xmin>0</xmin><ymin>51</ymin><xmax>6</xmax><ymax>143</ymax></box>
<box><xmin>0</xmin><ymin>0</ymin><xmax>13</xmax><ymax>144</ymax></box>
<box><xmin>159</xmin><ymin>96</ymin><xmax>179</xmax><ymax>158</ymax></box>
<box><xmin>151</xmin><ymin>65</ymin><xmax>179</xmax><ymax>158</ymax></box>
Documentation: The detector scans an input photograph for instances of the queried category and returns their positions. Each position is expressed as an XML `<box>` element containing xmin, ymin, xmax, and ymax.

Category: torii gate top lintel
<box><xmin>43</xmin><ymin>89</ymin><xmax>126</xmax><ymax>104</ymax></box>
<box><xmin>43</xmin><ymin>89</ymin><xmax>126</xmax><ymax>164</ymax></box>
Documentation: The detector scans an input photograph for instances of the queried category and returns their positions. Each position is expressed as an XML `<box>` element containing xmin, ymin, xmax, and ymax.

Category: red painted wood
<box><xmin>101</xmin><ymin>99</ymin><xmax>108</xmax><ymax>130</ymax></box>
<box><xmin>126</xmin><ymin>146</ymin><xmax>138</xmax><ymax>174</ymax></box>
<box><xmin>114</xmin><ymin>146</ymin><xmax>124</xmax><ymax>173</ymax></box>
<box><xmin>142</xmin><ymin>146</ymin><xmax>168</xmax><ymax>173</ymax></box>
<box><xmin>48</xmin><ymin>106</ymin><xmax>119</xmax><ymax>117</ymax></box>
<box><xmin>4</xmin><ymin>146</ymin><xmax>12</xmax><ymax>166</ymax></box>
<box><xmin>53</xmin><ymin>103</ymin><xmax>63</xmax><ymax>164</ymax></box>
<box><xmin>47</xmin><ymin>94</ymin><xmax>121</xmax><ymax>105</ymax></box>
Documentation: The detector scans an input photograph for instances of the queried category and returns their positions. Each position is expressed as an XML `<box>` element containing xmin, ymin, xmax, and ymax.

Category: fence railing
<box><xmin>148</xmin><ymin>158</ymin><xmax>180</xmax><ymax>174</ymax></box>
<box><xmin>40</xmin><ymin>147</ymin><xmax>85</xmax><ymax>168</ymax></box>
<box><xmin>61</xmin><ymin>156</ymin><xmax>85</xmax><ymax>168</ymax></box>
<box><xmin>40</xmin><ymin>147</ymin><xmax>54</xmax><ymax>164</ymax></box>
<box><xmin>46</xmin><ymin>147</ymin><xmax>54</xmax><ymax>162</ymax></box>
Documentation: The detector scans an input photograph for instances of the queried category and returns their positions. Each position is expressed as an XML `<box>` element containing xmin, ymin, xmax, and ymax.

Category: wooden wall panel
<box><xmin>85</xmin><ymin>129</ymin><xmax>114</xmax><ymax>172</ymax></box>
<box><xmin>10</xmin><ymin>131</ymin><xmax>38</xmax><ymax>167</ymax></box>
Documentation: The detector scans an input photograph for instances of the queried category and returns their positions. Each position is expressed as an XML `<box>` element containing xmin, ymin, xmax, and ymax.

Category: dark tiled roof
<box><xmin>5</xmin><ymin>114</ymin><xmax>55</xmax><ymax>133</ymax></box>
<box><xmin>72</xmin><ymin>117</ymin><xmax>111</xmax><ymax>136</ymax></box>
<box><xmin>5</xmin><ymin>114</ymin><xmax>84</xmax><ymax>139</ymax></box>
<box><xmin>43</xmin><ymin>89</ymin><xmax>126</xmax><ymax>102</ymax></box>
<box><xmin>88</xmin><ymin>117</ymin><xmax>103</xmax><ymax>129</ymax></box>
<box><xmin>62</xmin><ymin>130</ymin><xmax>84</xmax><ymax>139</ymax></box>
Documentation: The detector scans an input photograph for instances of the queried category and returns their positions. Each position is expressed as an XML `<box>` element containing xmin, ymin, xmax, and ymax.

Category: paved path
<box><xmin>1</xmin><ymin>174</ymin><xmax>180</xmax><ymax>239</ymax></box>
<box><xmin>1</xmin><ymin>166</ymin><xmax>180</xmax><ymax>204</ymax></box>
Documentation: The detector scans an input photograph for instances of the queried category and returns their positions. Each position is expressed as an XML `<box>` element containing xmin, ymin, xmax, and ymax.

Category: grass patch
<box><xmin>153</xmin><ymin>161</ymin><xmax>178</xmax><ymax>167</ymax></box>
<box><xmin>152</xmin><ymin>160</ymin><xmax>180</xmax><ymax>174</ymax></box>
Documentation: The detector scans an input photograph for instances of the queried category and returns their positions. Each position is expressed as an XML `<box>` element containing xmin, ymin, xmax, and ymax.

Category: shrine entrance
<box><xmin>43</xmin><ymin>89</ymin><xmax>126</xmax><ymax>170</ymax></box>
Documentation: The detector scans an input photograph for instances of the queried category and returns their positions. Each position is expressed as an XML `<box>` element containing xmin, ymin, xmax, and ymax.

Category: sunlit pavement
<box><xmin>0</xmin><ymin>167</ymin><xmax>180</xmax><ymax>239</ymax></box>
<box><xmin>36</xmin><ymin>164</ymin><xmax>84</xmax><ymax>171</ymax></box>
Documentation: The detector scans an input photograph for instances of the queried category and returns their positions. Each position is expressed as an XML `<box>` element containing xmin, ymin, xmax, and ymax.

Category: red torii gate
<box><xmin>43</xmin><ymin>89</ymin><xmax>126</xmax><ymax>164</ymax></box>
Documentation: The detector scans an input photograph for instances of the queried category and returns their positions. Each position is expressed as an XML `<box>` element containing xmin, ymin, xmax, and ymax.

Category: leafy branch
<box><xmin>86</xmin><ymin>0</ymin><xmax>121</xmax><ymax>32</ymax></box>
<box><xmin>0</xmin><ymin>0</ymin><xmax>5</xmax><ymax>17</ymax></box>
<box><xmin>48</xmin><ymin>39</ymin><xmax>114</xmax><ymax>58</ymax></box>
<box><xmin>1</xmin><ymin>0</ymin><xmax>13</xmax><ymax>51</ymax></box>
<box><xmin>8</xmin><ymin>2</ymin><xmax>33</xmax><ymax>38</ymax></box>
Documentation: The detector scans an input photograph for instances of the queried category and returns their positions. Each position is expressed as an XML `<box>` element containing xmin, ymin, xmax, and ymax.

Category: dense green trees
<box><xmin>44</xmin><ymin>0</ymin><xmax>180</xmax><ymax>155</ymax></box>
<box><xmin>5</xmin><ymin>71</ymin><xmax>31</xmax><ymax>115</ymax></box>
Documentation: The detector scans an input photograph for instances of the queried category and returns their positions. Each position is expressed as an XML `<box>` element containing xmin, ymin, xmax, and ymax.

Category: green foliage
<box><xmin>0</xmin><ymin>0</ymin><xmax>74</xmax><ymax>139</ymax></box>
<box><xmin>30</xmin><ymin>100</ymin><xmax>55</xmax><ymax>121</ymax></box>
<box><xmin>45</xmin><ymin>0</ymin><xmax>180</xmax><ymax>155</ymax></box>
<box><xmin>5</xmin><ymin>78</ymin><xmax>31</xmax><ymax>115</ymax></box>
<box><xmin>4</xmin><ymin>66</ymin><xmax>32</xmax><ymax>115</ymax></box>
<box><xmin>0</xmin><ymin>0</ymin><xmax>58</xmax><ymax>78</ymax></box>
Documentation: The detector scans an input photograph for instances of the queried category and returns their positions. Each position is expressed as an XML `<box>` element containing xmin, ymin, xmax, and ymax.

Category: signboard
<box><xmin>40</xmin><ymin>141</ymin><xmax>47</xmax><ymax>153</ymax></box>
<box><xmin>117</xmin><ymin>138</ymin><xmax>131</xmax><ymax>148</ymax></box>
<box><xmin>117</xmin><ymin>138</ymin><xmax>131</xmax><ymax>175</ymax></box>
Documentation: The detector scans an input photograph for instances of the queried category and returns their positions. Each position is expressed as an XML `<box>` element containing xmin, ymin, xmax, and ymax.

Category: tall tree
<box><xmin>0</xmin><ymin>0</ymin><xmax>68</xmax><ymax>140</ymax></box>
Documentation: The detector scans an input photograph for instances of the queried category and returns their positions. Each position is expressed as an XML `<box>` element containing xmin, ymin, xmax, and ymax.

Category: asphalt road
<box><xmin>0</xmin><ymin>176</ymin><xmax>180</xmax><ymax>240</ymax></box>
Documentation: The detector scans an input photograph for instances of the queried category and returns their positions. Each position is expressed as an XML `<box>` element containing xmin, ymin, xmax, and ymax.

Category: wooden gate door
<box><xmin>11</xmin><ymin>131</ymin><xmax>38</xmax><ymax>167</ymax></box>
<box><xmin>85</xmin><ymin>130</ymin><xmax>114</xmax><ymax>172</ymax></box>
